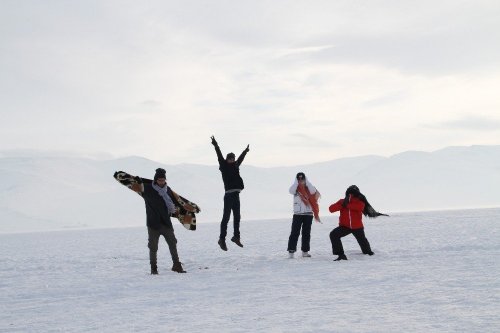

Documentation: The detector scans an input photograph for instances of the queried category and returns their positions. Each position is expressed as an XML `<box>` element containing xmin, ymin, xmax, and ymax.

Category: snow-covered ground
<box><xmin>1</xmin><ymin>208</ymin><xmax>499</xmax><ymax>332</ymax></box>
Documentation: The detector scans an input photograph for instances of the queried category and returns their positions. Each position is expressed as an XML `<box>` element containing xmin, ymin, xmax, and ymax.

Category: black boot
<box><xmin>151</xmin><ymin>264</ymin><xmax>158</xmax><ymax>275</ymax></box>
<box><xmin>231</xmin><ymin>236</ymin><xmax>243</xmax><ymax>248</ymax></box>
<box><xmin>334</xmin><ymin>254</ymin><xmax>348</xmax><ymax>261</ymax></box>
<box><xmin>218</xmin><ymin>238</ymin><xmax>228</xmax><ymax>251</ymax></box>
<box><xmin>363</xmin><ymin>251</ymin><xmax>375</xmax><ymax>256</ymax></box>
<box><xmin>171</xmin><ymin>261</ymin><xmax>186</xmax><ymax>273</ymax></box>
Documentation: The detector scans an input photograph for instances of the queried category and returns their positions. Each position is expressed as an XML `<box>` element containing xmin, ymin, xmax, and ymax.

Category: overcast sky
<box><xmin>1</xmin><ymin>0</ymin><xmax>499</xmax><ymax>166</ymax></box>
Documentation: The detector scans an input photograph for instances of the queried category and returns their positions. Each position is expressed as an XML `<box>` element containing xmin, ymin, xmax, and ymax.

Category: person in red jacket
<box><xmin>328</xmin><ymin>185</ymin><xmax>388</xmax><ymax>261</ymax></box>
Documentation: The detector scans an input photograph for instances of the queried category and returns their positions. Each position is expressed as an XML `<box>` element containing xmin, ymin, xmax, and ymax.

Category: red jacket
<box><xmin>329</xmin><ymin>196</ymin><xmax>365</xmax><ymax>229</ymax></box>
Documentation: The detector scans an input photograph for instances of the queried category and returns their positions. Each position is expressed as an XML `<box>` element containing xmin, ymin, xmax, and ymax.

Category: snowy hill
<box><xmin>1</xmin><ymin>145</ymin><xmax>499</xmax><ymax>233</ymax></box>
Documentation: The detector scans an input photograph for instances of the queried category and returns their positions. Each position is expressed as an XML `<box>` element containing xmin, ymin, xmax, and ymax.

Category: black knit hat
<box><xmin>154</xmin><ymin>168</ymin><xmax>166</xmax><ymax>181</ymax></box>
<box><xmin>296</xmin><ymin>172</ymin><xmax>306</xmax><ymax>180</ymax></box>
<box><xmin>226</xmin><ymin>152</ymin><xmax>235</xmax><ymax>160</ymax></box>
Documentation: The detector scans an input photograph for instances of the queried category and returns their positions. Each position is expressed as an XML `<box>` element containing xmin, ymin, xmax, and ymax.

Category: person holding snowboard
<box><xmin>328</xmin><ymin>185</ymin><xmax>387</xmax><ymax>261</ymax></box>
<box><xmin>287</xmin><ymin>172</ymin><xmax>321</xmax><ymax>259</ymax></box>
<box><xmin>211</xmin><ymin>135</ymin><xmax>250</xmax><ymax>251</ymax></box>
<box><xmin>136</xmin><ymin>168</ymin><xmax>186</xmax><ymax>274</ymax></box>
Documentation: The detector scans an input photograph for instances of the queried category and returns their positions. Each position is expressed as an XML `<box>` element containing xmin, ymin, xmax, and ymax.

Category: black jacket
<box><xmin>214</xmin><ymin>144</ymin><xmax>248</xmax><ymax>191</ymax></box>
<box><xmin>142</xmin><ymin>183</ymin><xmax>174</xmax><ymax>230</ymax></box>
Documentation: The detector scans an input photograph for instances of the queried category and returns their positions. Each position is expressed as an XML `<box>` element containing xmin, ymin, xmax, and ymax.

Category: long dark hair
<box><xmin>343</xmin><ymin>185</ymin><xmax>388</xmax><ymax>218</ymax></box>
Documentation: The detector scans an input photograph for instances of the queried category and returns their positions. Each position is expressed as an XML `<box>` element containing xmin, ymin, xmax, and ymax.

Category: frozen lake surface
<box><xmin>1</xmin><ymin>208</ymin><xmax>499</xmax><ymax>332</ymax></box>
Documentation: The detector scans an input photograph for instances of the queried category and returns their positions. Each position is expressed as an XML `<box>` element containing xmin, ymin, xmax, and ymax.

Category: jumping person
<box><xmin>136</xmin><ymin>168</ymin><xmax>186</xmax><ymax>274</ymax></box>
<box><xmin>328</xmin><ymin>185</ymin><xmax>388</xmax><ymax>261</ymax></box>
<box><xmin>287</xmin><ymin>172</ymin><xmax>321</xmax><ymax>259</ymax></box>
<box><xmin>211</xmin><ymin>135</ymin><xmax>250</xmax><ymax>251</ymax></box>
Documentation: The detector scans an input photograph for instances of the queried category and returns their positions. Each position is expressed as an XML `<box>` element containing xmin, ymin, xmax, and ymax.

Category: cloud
<box><xmin>361</xmin><ymin>91</ymin><xmax>408</xmax><ymax>109</ymax></box>
<box><xmin>275</xmin><ymin>45</ymin><xmax>336</xmax><ymax>59</ymax></box>
<box><xmin>428</xmin><ymin>116</ymin><xmax>500</xmax><ymax>131</ymax></box>
<box><xmin>140</xmin><ymin>100</ymin><xmax>162</xmax><ymax>107</ymax></box>
<box><xmin>296</xmin><ymin>29</ymin><xmax>500</xmax><ymax>75</ymax></box>
<box><xmin>1</xmin><ymin>1</ymin><xmax>500</xmax><ymax>167</ymax></box>
<box><xmin>267</xmin><ymin>2</ymin><xmax>500</xmax><ymax>75</ymax></box>
<box><xmin>287</xmin><ymin>133</ymin><xmax>338</xmax><ymax>148</ymax></box>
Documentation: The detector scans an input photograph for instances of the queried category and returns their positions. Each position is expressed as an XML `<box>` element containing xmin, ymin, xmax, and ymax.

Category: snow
<box><xmin>1</xmin><ymin>208</ymin><xmax>499</xmax><ymax>332</ymax></box>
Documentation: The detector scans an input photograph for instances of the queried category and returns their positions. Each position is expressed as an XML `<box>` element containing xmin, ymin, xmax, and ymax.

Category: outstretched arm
<box><xmin>237</xmin><ymin>144</ymin><xmax>250</xmax><ymax>165</ymax></box>
<box><xmin>211</xmin><ymin>135</ymin><xmax>225</xmax><ymax>165</ymax></box>
<box><xmin>133</xmin><ymin>176</ymin><xmax>145</xmax><ymax>193</ymax></box>
<box><xmin>113</xmin><ymin>171</ymin><xmax>145</xmax><ymax>194</ymax></box>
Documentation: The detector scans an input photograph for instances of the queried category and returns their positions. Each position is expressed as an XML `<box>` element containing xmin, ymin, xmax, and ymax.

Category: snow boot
<box><xmin>334</xmin><ymin>254</ymin><xmax>348</xmax><ymax>261</ymax></box>
<box><xmin>171</xmin><ymin>262</ymin><xmax>186</xmax><ymax>273</ymax></box>
<box><xmin>363</xmin><ymin>251</ymin><xmax>375</xmax><ymax>256</ymax></box>
<box><xmin>151</xmin><ymin>264</ymin><xmax>158</xmax><ymax>275</ymax></box>
<box><xmin>302</xmin><ymin>251</ymin><xmax>311</xmax><ymax>258</ymax></box>
<box><xmin>288</xmin><ymin>251</ymin><xmax>294</xmax><ymax>259</ymax></box>
<box><xmin>231</xmin><ymin>236</ymin><xmax>244</xmax><ymax>248</ymax></box>
<box><xmin>218</xmin><ymin>238</ymin><xmax>228</xmax><ymax>251</ymax></box>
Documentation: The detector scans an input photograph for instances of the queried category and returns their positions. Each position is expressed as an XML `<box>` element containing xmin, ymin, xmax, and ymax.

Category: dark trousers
<box><xmin>287</xmin><ymin>214</ymin><xmax>313</xmax><ymax>253</ymax></box>
<box><xmin>329</xmin><ymin>226</ymin><xmax>372</xmax><ymax>255</ymax></box>
<box><xmin>220</xmin><ymin>192</ymin><xmax>241</xmax><ymax>239</ymax></box>
<box><xmin>148</xmin><ymin>225</ymin><xmax>179</xmax><ymax>265</ymax></box>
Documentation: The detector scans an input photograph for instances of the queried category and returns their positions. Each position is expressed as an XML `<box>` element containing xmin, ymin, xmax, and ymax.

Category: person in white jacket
<box><xmin>287</xmin><ymin>172</ymin><xmax>319</xmax><ymax>258</ymax></box>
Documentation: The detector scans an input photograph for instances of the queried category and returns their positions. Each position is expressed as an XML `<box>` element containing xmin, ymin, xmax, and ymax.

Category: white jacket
<box><xmin>289</xmin><ymin>180</ymin><xmax>317</xmax><ymax>215</ymax></box>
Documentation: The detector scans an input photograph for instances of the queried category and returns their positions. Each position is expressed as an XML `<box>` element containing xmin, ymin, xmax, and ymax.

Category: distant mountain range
<box><xmin>1</xmin><ymin>145</ymin><xmax>499</xmax><ymax>233</ymax></box>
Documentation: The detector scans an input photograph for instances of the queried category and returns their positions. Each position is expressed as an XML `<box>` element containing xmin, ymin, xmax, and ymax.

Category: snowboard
<box><xmin>113</xmin><ymin>171</ymin><xmax>200</xmax><ymax>230</ymax></box>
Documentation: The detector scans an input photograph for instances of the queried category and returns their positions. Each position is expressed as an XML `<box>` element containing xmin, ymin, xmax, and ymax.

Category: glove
<box><xmin>245</xmin><ymin>144</ymin><xmax>250</xmax><ymax>153</ymax></box>
<box><xmin>210</xmin><ymin>135</ymin><xmax>218</xmax><ymax>146</ymax></box>
<box><xmin>134</xmin><ymin>176</ymin><xmax>143</xmax><ymax>184</ymax></box>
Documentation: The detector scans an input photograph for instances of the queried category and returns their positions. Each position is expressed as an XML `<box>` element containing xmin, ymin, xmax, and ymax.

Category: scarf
<box><xmin>152</xmin><ymin>182</ymin><xmax>176</xmax><ymax>214</ymax></box>
<box><xmin>114</xmin><ymin>171</ymin><xmax>201</xmax><ymax>230</ymax></box>
<box><xmin>297</xmin><ymin>183</ymin><xmax>321</xmax><ymax>222</ymax></box>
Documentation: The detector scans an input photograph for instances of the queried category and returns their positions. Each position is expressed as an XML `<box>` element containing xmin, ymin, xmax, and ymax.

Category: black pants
<box><xmin>148</xmin><ymin>225</ymin><xmax>179</xmax><ymax>265</ymax></box>
<box><xmin>329</xmin><ymin>226</ymin><xmax>372</xmax><ymax>255</ymax></box>
<box><xmin>287</xmin><ymin>214</ymin><xmax>313</xmax><ymax>253</ymax></box>
<box><xmin>220</xmin><ymin>192</ymin><xmax>241</xmax><ymax>239</ymax></box>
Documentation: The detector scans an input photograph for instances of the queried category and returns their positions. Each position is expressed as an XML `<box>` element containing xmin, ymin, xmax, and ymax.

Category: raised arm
<box><xmin>237</xmin><ymin>144</ymin><xmax>250</xmax><ymax>165</ymax></box>
<box><xmin>211</xmin><ymin>135</ymin><xmax>225</xmax><ymax>165</ymax></box>
<box><xmin>329</xmin><ymin>199</ymin><xmax>344</xmax><ymax>213</ymax></box>
<box><xmin>289</xmin><ymin>180</ymin><xmax>299</xmax><ymax>195</ymax></box>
